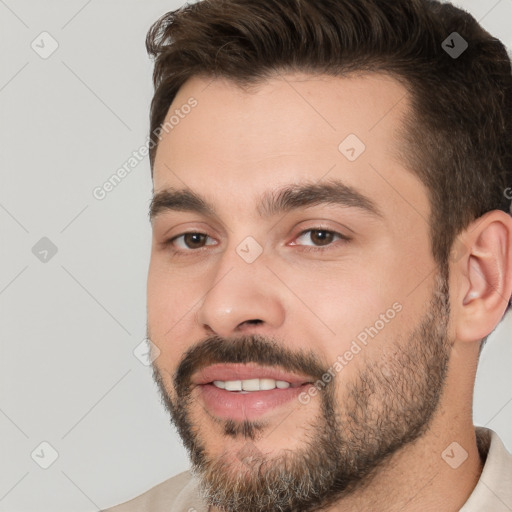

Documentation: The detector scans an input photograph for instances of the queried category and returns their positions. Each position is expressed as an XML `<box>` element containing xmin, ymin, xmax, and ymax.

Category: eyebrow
<box><xmin>149</xmin><ymin>179</ymin><xmax>383</xmax><ymax>222</ymax></box>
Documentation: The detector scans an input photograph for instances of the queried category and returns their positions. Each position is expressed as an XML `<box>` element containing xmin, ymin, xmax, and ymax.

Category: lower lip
<box><xmin>198</xmin><ymin>383</ymin><xmax>312</xmax><ymax>421</ymax></box>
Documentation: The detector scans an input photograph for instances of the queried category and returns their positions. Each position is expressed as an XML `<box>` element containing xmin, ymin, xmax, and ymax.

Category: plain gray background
<box><xmin>0</xmin><ymin>1</ymin><xmax>511</xmax><ymax>511</ymax></box>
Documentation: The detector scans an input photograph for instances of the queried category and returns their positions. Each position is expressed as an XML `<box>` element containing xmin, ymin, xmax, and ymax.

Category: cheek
<box><xmin>282</xmin><ymin>257</ymin><xmax>410</xmax><ymax>372</ymax></box>
<box><xmin>147</xmin><ymin>260</ymin><xmax>203</xmax><ymax>354</ymax></box>
<box><xmin>290</xmin><ymin>264</ymin><xmax>387</xmax><ymax>336</ymax></box>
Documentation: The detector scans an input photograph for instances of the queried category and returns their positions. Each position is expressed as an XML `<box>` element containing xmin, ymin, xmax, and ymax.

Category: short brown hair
<box><xmin>146</xmin><ymin>0</ymin><xmax>512</xmax><ymax>314</ymax></box>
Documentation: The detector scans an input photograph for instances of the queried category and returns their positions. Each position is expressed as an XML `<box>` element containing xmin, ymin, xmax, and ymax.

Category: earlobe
<box><xmin>455</xmin><ymin>211</ymin><xmax>512</xmax><ymax>343</ymax></box>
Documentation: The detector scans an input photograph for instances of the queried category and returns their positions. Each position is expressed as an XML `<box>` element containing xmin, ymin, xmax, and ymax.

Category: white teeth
<box><xmin>224</xmin><ymin>380</ymin><xmax>242</xmax><ymax>391</ymax></box>
<box><xmin>259</xmin><ymin>378</ymin><xmax>277</xmax><ymax>390</ymax></box>
<box><xmin>212</xmin><ymin>378</ymin><xmax>292</xmax><ymax>391</ymax></box>
<box><xmin>242</xmin><ymin>378</ymin><xmax>260</xmax><ymax>391</ymax></box>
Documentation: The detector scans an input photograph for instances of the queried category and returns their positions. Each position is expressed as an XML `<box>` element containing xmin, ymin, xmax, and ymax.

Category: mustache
<box><xmin>173</xmin><ymin>333</ymin><xmax>328</xmax><ymax>396</ymax></box>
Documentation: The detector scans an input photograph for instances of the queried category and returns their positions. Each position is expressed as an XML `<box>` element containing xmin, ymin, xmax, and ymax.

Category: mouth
<box><xmin>210</xmin><ymin>378</ymin><xmax>304</xmax><ymax>392</ymax></box>
<box><xmin>192</xmin><ymin>363</ymin><xmax>315</xmax><ymax>421</ymax></box>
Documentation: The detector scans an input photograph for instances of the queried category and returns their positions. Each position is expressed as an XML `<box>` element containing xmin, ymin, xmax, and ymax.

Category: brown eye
<box><xmin>309</xmin><ymin>230</ymin><xmax>335</xmax><ymax>246</ymax></box>
<box><xmin>294</xmin><ymin>229</ymin><xmax>344</xmax><ymax>248</ymax></box>
<box><xmin>168</xmin><ymin>232</ymin><xmax>217</xmax><ymax>252</ymax></box>
<box><xmin>183</xmin><ymin>233</ymin><xmax>207</xmax><ymax>249</ymax></box>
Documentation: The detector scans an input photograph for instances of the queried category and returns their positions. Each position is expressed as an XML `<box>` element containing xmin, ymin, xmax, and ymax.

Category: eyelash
<box><xmin>163</xmin><ymin>228</ymin><xmax>350</xmax><ymax>255</ymax></box>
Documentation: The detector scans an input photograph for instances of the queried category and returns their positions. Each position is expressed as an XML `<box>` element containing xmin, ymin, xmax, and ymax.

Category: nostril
<box><xmin>245</xmin><ymin>319</ymin><xmax>263</xmax><ymax>325</ymax></box>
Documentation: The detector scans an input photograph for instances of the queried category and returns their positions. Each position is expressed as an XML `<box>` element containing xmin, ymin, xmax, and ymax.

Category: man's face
<box><xmin>147</xmin><ymin>74</ymin><xmax>453</xmax><ymax>511</ymax></box>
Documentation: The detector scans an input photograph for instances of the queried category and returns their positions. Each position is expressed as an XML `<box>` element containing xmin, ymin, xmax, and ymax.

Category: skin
<box><xmin>147</xmin><ymin>73</ymin><xmax>512</xmax><ymax>511</ymax></box>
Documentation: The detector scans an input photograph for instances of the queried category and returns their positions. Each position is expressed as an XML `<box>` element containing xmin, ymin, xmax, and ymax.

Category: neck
<box><xmin>314</xmin><ymin>342</ymin><xmax>484</xmax><ymax>512</ymax></box>
<box><xmin>326</xmin><ymin>419</ymin><xmax>482</xmax><ymax>511</ymax></box>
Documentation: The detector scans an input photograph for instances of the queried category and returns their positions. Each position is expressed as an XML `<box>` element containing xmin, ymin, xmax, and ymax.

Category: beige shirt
<box><xmin>102</xmin><ymin>427</ymin><xmax>512</xmax><ymax>512</ymax></box>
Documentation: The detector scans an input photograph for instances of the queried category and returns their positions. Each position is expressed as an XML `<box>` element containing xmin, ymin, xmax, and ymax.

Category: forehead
<box><xmin>152</xmin><ymin>72</ymin><xmax>429</xmax><ymax>225</ymax></box>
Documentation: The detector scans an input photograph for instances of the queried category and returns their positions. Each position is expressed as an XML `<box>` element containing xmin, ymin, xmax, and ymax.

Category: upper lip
<box><xmin>191</xmin><ymin>363</ymin><xmax>314</xmax><ymax>386</ymax></box>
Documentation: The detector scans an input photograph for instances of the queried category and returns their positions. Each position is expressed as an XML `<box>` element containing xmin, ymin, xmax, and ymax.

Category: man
<box><xmin>103</xmin><ymin>0</ymin><xmax>512</xmax><ymax>510</ymax></box>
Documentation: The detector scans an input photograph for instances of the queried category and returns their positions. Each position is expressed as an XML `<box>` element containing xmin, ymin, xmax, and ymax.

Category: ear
<box><xmin>452</xmin><ymin>210</ymin><xmax>512</xmax><ymax>343</ymax></box>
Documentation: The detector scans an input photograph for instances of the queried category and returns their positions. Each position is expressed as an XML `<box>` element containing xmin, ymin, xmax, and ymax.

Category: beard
<box><xmin>151</xmin><ymin>270</ymin><xmax>452</xmax><ymax>512</ymax></box>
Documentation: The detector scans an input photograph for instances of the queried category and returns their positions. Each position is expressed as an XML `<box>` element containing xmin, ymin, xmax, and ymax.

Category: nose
<box><xmin>195</xmin><ymin>250</ymin><xmax>286</xmax><ymax>339</ymax></box>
